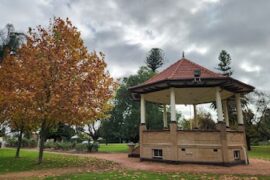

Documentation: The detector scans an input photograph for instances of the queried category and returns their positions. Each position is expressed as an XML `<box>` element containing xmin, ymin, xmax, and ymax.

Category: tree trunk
<box><xmin>87</xmin><ymin>139</ymin><xmax>92</xmax><ymax>152</ymax></box>
<box><xmin>15</xmin><ymin>129</ymin><xmax>23</xmax><ymax>158</ymax></box>
<box><xmin>246</xmin><ymin>135</ymin><xmax>251</xmax><ymax>151</ymax></box>
<box><xmin>38</xmin><ymin>121</ymin><xmax>46</xmax><ymax>164</ymax></box>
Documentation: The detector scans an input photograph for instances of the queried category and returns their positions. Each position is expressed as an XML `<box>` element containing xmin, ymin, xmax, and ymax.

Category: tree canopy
<box><xmin>217</xmin><ymin>50</ymin><xmax>233</xmax><ymax>76</ymax></box>
<box><xmin>0</xmin><ymin>17</ymin><xmax>115</xmax><ymax>163</ymax></box>
<box><xmin>100</xmin><ymin>66</ymin><xmax>164</xmax><ymax>143</ymax></box>
<box><xmin>145</xmin><ymin>48</ymin><xmax>164</xmax><ymax>72</ymax></box>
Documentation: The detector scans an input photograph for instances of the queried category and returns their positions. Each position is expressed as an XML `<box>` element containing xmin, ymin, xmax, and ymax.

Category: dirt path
<box><xmin>82</xmin><ymin>153</ymin><xmax>270</xmax><ymax>176</ymax></box>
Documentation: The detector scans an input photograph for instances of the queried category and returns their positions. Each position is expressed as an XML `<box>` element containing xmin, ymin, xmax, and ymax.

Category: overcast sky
<box><xmin>1</xmin><ymin>0</ymin><xmax>269</xmax><ymax>118</ymax></box>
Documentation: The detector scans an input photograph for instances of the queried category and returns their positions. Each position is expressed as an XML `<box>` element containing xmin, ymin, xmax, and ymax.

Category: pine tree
<box><xmin>217</xmin><ymin>50</ymin><xmax>233</xmax><ymax>76</ymax></box>
<box><xmin>0</xmin><ymin>24</ymin><xmax>25</xmax><ymax>62</ymax></box>
<box><xmin>146</xmin><ymin>48</ymin><xmax>164</xmax><ymax>72</ymax></box>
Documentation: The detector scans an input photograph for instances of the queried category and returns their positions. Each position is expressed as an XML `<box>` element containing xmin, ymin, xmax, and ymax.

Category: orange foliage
<box><xmin>0</xmin><ymin>17</ymin><xmax>116</xmax><ymax>162</ymax></box>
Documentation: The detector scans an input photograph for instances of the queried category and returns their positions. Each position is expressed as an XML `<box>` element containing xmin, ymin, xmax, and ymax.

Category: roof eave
<box><xmin>129</xmin><ymin>77</ymin><xmax>254</xmax><ymax>94</ymax></box>
<box><xmin>129</xmin><ymin>77</ymin><xmax>227</xmax><ymax>91</ymax></box>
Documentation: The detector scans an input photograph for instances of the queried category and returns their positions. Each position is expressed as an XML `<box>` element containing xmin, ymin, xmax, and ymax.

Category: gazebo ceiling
<box><xmin>144</xmin><ymin>87</ymin><xmax>233</xmax><ymax>104</ymax></box>
<box><xmin>129</xmin><ymin>58</ymin><xmax>254</xmax><ymax>103</ymax></box>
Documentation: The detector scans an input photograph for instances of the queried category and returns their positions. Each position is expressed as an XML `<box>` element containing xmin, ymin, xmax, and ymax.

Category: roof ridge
<box><xmin>168</xmin><ymin>58</ymin><xmax>184</xmax><ymax>79</ymax></box>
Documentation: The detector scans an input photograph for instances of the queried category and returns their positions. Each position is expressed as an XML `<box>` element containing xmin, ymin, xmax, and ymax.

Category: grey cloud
<box><xmin>0</xmin><ymin>0</ymin><xmax>269</xmax><ymax>91</ymax></box>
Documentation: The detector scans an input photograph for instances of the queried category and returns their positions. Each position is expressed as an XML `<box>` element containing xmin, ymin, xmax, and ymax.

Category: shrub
<box><xmin>22</xmin><ymin>138</ymin><xmax>37</xmax><ymax>148</ymax></box>
<box><xmin>75</xmin><ymin>143</ymin><xmax>88</xmax><ymax>152</ymax></box>
<box><xmin>5</xmin><ymin>137</ymin><xmax>17</xmax><ymax>147</ymax></box>
<box><xmin>92</xmin><ymin>142</ymin><xmax>99</xmax><ymax>152</ymax></box>
<box><xmin>86</xmin><ymin>142</ymin><xmax>99</xmax><ymax>152</ymax></box>
<box><xmin>75</xmin><ymin>142</ymin><xmax>99</xmax><ymax>152</ymax></box>
<box><xmin>5</xmin><ymin>137</ymin><xmax>37</xmax><ymax>148</ymax></box>
<box><xmin>45</xmin><ymin>141</ymin><xmax>56</xmax><ymax>149</ymax></box>
<box><xmin>97</xmin><ymin>137</ymin><xmax>106</xmax><ymax>144</ymax></box>
<box><xmin>45</xmin><ymin>141</ymin><xmax>74</xmax><ymax>150</ymax></box>
<box><xmin>55</xmin><ymin>142</ymin><xmax>74</xmax><ymax>151</ymax></box>
<box><xmin>258</xmin><ymin>141</ymin><xmax>270</xmax><ymax>146</ymax></box>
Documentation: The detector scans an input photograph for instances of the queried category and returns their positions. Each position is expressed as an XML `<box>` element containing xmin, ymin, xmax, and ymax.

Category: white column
<box><xmin>140</xmin><ymin>94</ymin><xmax>146</xmax><ymax>124</ymax></box>
<box><xmin>163</xmin><ymin>104</ymin><xmax>168</xmax><ymax>128</ymax></box>
<box><xmin>215</xmin><ymin>87</ymin><xmax>224</xmax><ymax>122</ymax></box>
<box><xmin>170</xmin><ymin>88</ymin><xmax>176</xmax><ymax>122</ymax></box>
<box><xmin>222</xmin><ymin>100</ymin><xmax>229</xmax><ymax>127</ymax></box>
<box><xmin>193</xmin><ymin>104</ymin><xmax>197</xmax><ymax>128</ymax></box>
<box><xmin>235</xmin><ymin>93</ymin><xmax>244</xmax><ymax>125</ymax></box>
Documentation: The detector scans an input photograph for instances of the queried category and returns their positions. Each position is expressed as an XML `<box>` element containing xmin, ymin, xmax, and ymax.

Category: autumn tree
<box><xmin>6</xmin><ymin>99</ymin><xmax>37</xmax><ymax>158</ymax></box>
<box><xmin>0</xmin><ymin>24</ymin><xmax>26</xmax><ymax>141</ymax></box>
<box><xmin>0</xmin><ymin>101</ymin><xmax>8</xmax><ymax>137</ymax></box>
<box><xmin>0</xmin><ymin>50</ymin><xmax>37</xmax><ymax>157</ymax></box>
<box><xmin>146</xmin><ymin>48</ymin><xmax>164</xmax><ymax>72</ymax></box>
<box><xmin>1</xmin><ymin>18</ymin><xmax>115</xmax><ymax>163</ymax></box>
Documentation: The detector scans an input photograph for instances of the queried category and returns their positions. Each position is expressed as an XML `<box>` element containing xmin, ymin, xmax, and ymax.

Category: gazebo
<box><xmin>129</xmin><ymin>57</ymin><xmax>254</xmax><ymax>165</ymax></box>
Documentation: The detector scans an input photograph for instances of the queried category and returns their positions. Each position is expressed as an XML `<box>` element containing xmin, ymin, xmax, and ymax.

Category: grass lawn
<box><xmin>248</xmin><ymin>146</ymin><xmax>270</xmax><ymax>160</ymax></box>
<box><xmin>44</xmin><ymin>171</ymin><xmax>217</xmax><ymax>180</ymax></box>
<box><xmin>43</xmin><ymin>171</ymin><xmax>270</xmax><ymax>180</ymax></box>
<box><xmin>99</xmin><ymin>143</ymin><xmax>128</xmax><ymax>153</ymax></box>
<box><xmin>0</xmin><ymin>148</ymin><xmax>115</xmax><ymax>174</ymax></box>
<box><xmin>1</xmin><ymin>146</ymin><xmax>270</xmax><ymax>179</ymax></box>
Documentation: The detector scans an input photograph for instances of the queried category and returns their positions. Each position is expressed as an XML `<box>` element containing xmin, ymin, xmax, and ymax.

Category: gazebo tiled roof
<box><xmin>144</xmin><ymin>58</ymin><xmax>224</xmax><ymax>85</ymax></box>
<box><xmin>129</xmin><ymin>57</ymin><xmax>254</xmax><ymax>95</ymax></box>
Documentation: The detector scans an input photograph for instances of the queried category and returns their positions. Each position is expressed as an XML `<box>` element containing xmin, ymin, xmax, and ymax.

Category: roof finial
<box><xmin>182</xmin><ymin>51</ymin><xmax>185</xmax><ymax>58</ymax></box>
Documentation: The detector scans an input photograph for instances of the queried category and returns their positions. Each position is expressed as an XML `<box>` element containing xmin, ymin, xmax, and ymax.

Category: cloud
<box><xmin>240</xmin><ymin>62</ymin><xmax>261</xmax><ymax>73</ymax></box>
<box><xmin>0</xmin><ymin>0</ymin><xmax>269</xmax><ymax>92</ymax></box>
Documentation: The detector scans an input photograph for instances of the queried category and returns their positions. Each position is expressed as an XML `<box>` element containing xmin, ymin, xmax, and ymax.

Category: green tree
<box><xmin>100</xmin><ymin>66</ymin><xmax>163</xmax><ymax>143</ymax></box>
<box><xmin>240</xmin><ymin>91</ymin><xmax>270</xmax><ymax>150</ymax></box>
<box><xmin>179</xmin><ymin>119</ymin><xmax>190</xmax><ymax>130</ymax></box>
<box><xmin>217</xmin><ymin>50</ymin><xmax>233</xmax><ymax>76</ymax></box>
<box><xmin>78</xmin><ymin>120</ymin><xmax>102</xmax><ymax>145</ymax></box>
<box><xmin>258</xmin><ymin>108</ymin><xmax>270</xmax><ymax>141</ymax></box>
<box><xmin>46</xmin><ymin>123</ymin><xmax>75</xmax><ymax>142</ymax></box>
<box><xmin>185</xmin><ymin>109</ymin><xmax>216</xmax><ymax>130</ymax></box>
<box><xmin>243</xmin><ymin>108</ymin><xmax>256</xmax><ymax>150</ymax></box>
<box><xmin>0</xmin><ymin>24</ymin><xmax>25</xmax><ymax>62</ymax></box>
<box><xmin>197</xmin><ymin>109</ymin><xmax>216</xmax><ymax>130</ymax></box>
<box><xmin>214</xmin><ymin>50</ymin><xmax>248</xmax><ymax>129</ymax></box>
<box><xmin>249</xmin><ymin>91</ymin><xmax>270</xmax><ymax>143</ymax></box>
<box><xmin>146</xmin><ymin>48</ymin><xmax>164</xmax><ymax>72</ymax></box>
